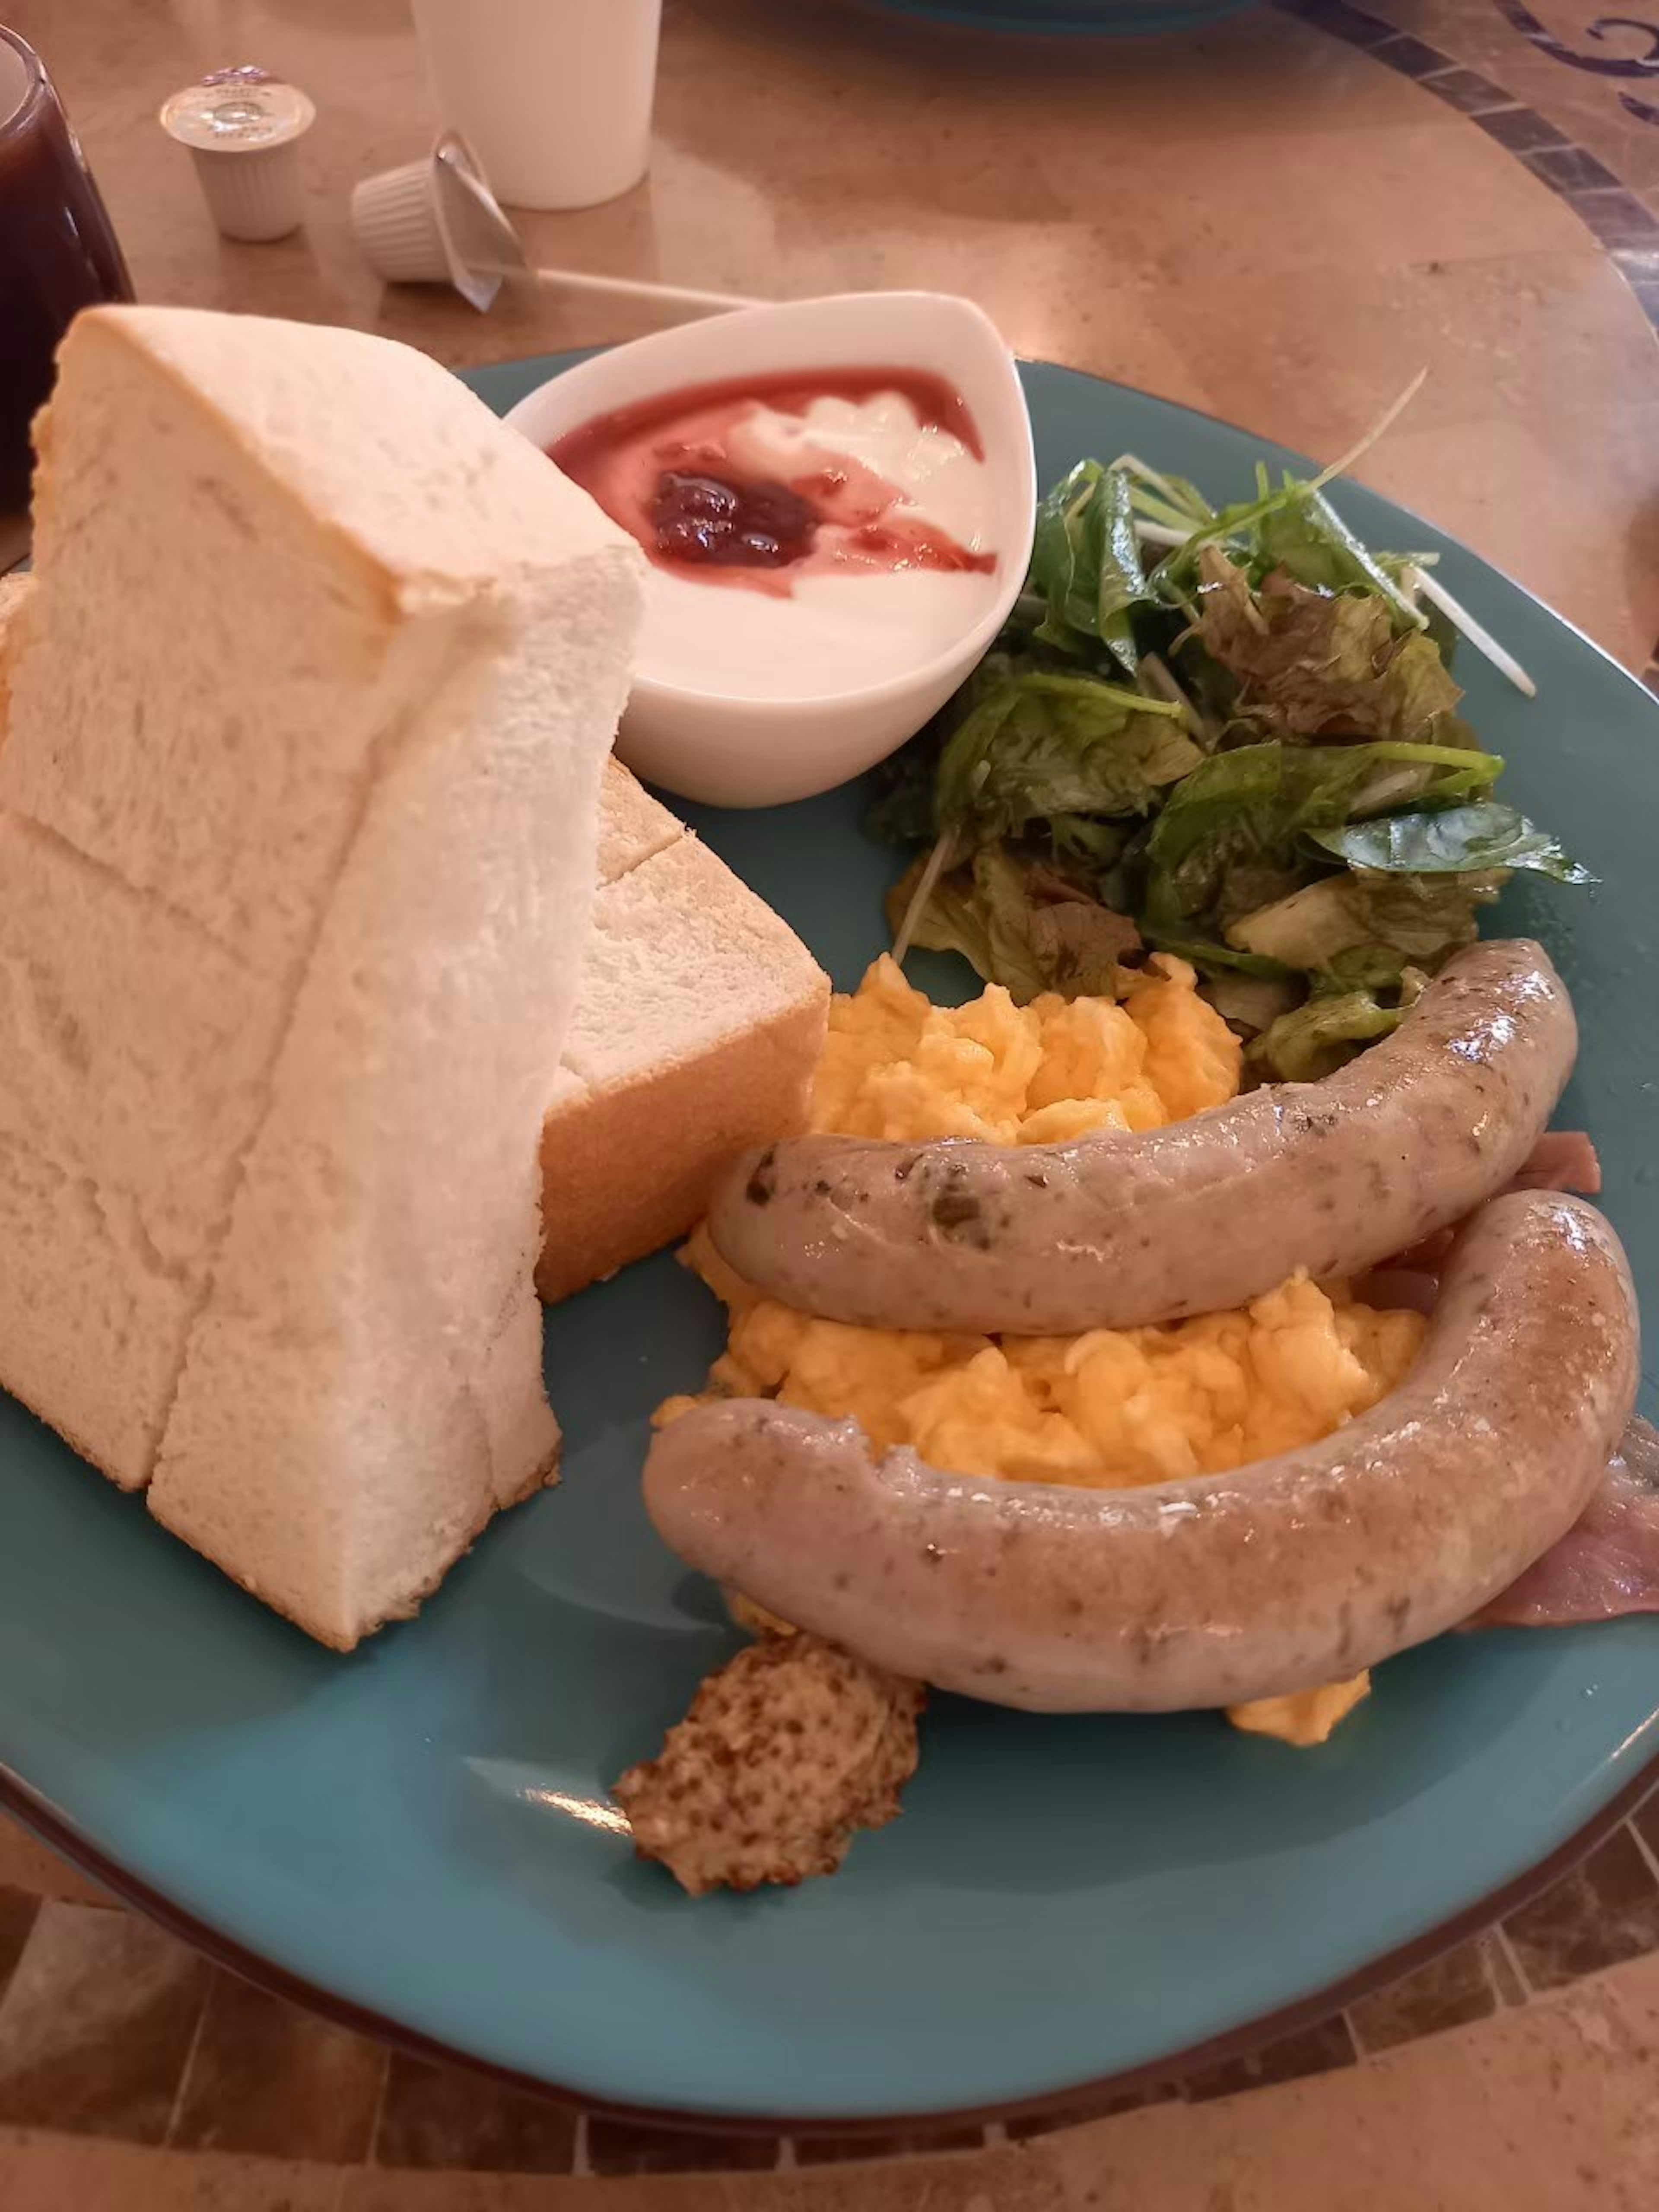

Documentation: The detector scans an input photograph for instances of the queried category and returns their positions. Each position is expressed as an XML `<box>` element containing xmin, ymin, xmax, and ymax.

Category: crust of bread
<box><xmin>0</xmin><ymin>1368</ymin><xmax>130</xmax><ymax>1496</ymax></box>
<box><xmin>596</xmin><ymin>755</ymin><xmax>684</xmax><ymax>887</ymax></box>
<box><xmin>61</xmin><ymin>309</ymin><xmax>627</xmax><ymax>618</ymax></box>
<box><xmin>538</xmin><ymin>988</ymin><xmax>825</xmax><ymax>1303</ymax></box>
<box><xmin>6</xmin><ymin>1365</ymin><xmax>555</xmax><ymax>1649</ymax></box>
<box><xmin>0</xmin><ymin>591</ymin><xmax>812</xmax><ymax>1555</ymax></box>
<box><xmin>537</xmin><ymin>824</ymin><xmax>828</xmax><ymax>1304</ymax></box>
<box><xmin>0</xmin><ymin>311</ymin><xmax>639</xmax><ymax>1651</ymax></box>
<box><xmin>0</xmin><ymin>570</ymin><xmax>820</xmax><ymax>1626</ymax></box>
<box><xmin>156</xmin><ymin>1435</ymin><xmax>563</xmax><ymax>1651</ymax></box>
<box><xmin>0</xmin><ymin>573</ymin><xmax>34</xmax><ymax>748</ymax></box>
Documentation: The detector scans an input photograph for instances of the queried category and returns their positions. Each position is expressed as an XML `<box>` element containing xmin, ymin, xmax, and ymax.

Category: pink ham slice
<box><xmin>1387</xmin><ymin>1132</ymin><xmax>1601</xmax><ymax>1277</ymax></box>
<box><xmin>1504</xmin><ymin>1130</ymin><xmax>1602</xmax><ymax>1196</ymax></box>
<box><xmin>1470</xmin><ymin>1421</ymin><xmax>1659</xmax><ymax>1629</ymax></box>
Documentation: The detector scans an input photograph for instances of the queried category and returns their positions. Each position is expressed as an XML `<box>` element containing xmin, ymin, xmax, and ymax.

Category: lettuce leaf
<box><xmin>887</xmin><ymin>845</ymin><xmax>1141</xmax><ymax>1004</ymax></box>
<box><xmin>1247</xmin><ymin>987</ymin><xmax>1406</xmax><ymax>1081</ymax></box>
<box><xmin>1254</xmin><ymin>483</ymin><xmax>1423</xmax><ymax>629</ymax></box>
<box><xmin>872</xmin><ymin>450</ymin><xmax>1584</xmax><ymax>1064</ymax></box>
<box><xmin>1225</xmin><ymin>869</ymin><xmax>1504</xmax><ymax>969</ymax></box>
<box><xmin>1142</xmin><ymin>931</ymin><xmax>1296</xmax><ymax>979</ymax></box>
<box><xmin>1029</xmin><ymin>461</ymin><xmax>1149</xmax><ymax>674</ymax></box>
<box><xmin>1150</xmin><ymin>477</ymin><xmax>1423</xmax><ymax>633</ymax></box>
<box><xmin>1309</xmin><ymin>801</ymin><xmax>1593</xmax><ymax>882</ymax></box>
<box><xmin>1245</xmin><ymin>951</ymin><xmax>1431</xmax><ymax>1081</ymax></box>
<box><xmin>1363</xmin><ymin>636</ymin><xmax>1468</xmax><ymax>743</ymax></box>
<box><xmin>1319</xmin><ymin>943</ymin><xmax>1418</xmax><ymax>993</ymax></box>
<box><xmin>1200</xmin><ymin>969</ymin><xmax>1302</xmax><ymax>1034</ymax></box>
<box><xmin>1191</xmin><ymin>549</ymin><xmax>1462</xmax><ymax>743</ymax></box>
<box><xmin>864</xmin><ymin>730</ymin><xmax>943</xmax><ymax>845</ymax></box>
<box><xmin>934</xmin><ymin>672</ymin><xmax>1201</xmax><ymax>846</ymax></box>
<box><xmin>1143</xmin><ymin>739</ymin><xmax>1500</xmax><ymax>930</ymax></box>
<box><xmin>1124</xmin><ymin>466</ymin><xmax>1216</xmax><ymax>535</ymax></box>
<box><xmin>1047</xmin><ymin>813</ymin><xmax>1132</xmax><ymax>868</ymax></box>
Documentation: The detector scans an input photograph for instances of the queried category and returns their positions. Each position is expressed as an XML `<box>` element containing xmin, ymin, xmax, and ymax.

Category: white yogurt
<box><xmin>645</xmin><ymin>568</ymin><xmax>994</xmax><ymax>699</ymax></box>
<box><xmin>643</xmin><ymin>392</ymin><xmax>1001</xmax><ymax>702</ymax></box>
<box><xmin>728</xmin><ymin>394</ymin><xmax>995</xmax><ymax>550</ymax></box>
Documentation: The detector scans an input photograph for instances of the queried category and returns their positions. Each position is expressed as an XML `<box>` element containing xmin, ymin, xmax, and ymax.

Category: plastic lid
<box><xmin>159</xmin><ymin>66</ymin><xmax>315</xmax><ymax>154</ymax></box>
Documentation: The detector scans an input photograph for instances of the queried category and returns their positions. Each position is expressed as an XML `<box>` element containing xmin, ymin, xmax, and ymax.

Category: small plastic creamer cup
<box><xmin>408</xmin><ymin>0</ymin><xmax>661</xmax><ymax>212</ymax></box>
<box><xmin>350</xmin><ymin>133</ymin><xmax>512</xmax><ymax>313</ymax></box>
<box><xmin>159</xmin><ymin>67</ymin><xmax>314</xmax><ymax>243</ymax></box>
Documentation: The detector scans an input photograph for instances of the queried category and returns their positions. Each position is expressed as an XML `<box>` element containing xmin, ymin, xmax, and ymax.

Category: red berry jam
<box><xmin>649</xmin><ymin>470</ymin><xmax>818</xmax><ymax>568</ymax></box>
<box><xmin>548</xmin><ymin>367</ymin><xmax>994</xmax><ymax>594</ymax></box>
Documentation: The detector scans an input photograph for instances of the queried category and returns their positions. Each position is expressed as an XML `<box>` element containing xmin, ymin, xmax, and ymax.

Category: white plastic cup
<box><xmin>350</xmin><ymin>133</ymin><xmax>510</xmax><ymax>311</ymax></box>
<box><xmin>351</xmin><ymin>154</ymin><xmax>450</xmax><ymax>284</ymax></box>
<box><xmin>158</xmin><ymin>69</ymin><xmax>314</xmax><ymax>243</ymax></box>
<box><xmin>408</xmin><ymin>0</ymin><xmax>662</xmax><ymax>212</ymax></box>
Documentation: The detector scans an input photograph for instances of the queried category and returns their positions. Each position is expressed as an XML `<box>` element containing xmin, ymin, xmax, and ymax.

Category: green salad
<box><xmin>869</xmin><ymin>435</ymin><xmax>1589</xmax><ymax>1082</ymax></box>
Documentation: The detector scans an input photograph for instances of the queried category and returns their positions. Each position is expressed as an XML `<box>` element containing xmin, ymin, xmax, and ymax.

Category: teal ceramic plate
<box><xmin>3</xmin><ymin>354</ymin><xmax>1656</xmax><ymax>2127</ymax></box>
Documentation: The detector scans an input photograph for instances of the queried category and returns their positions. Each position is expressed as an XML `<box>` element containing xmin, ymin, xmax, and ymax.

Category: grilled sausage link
<box><xmin>646</xmin><ymin>1192</ymin><xmax>1637</xmax><ymax>1711</ymax></box>
<box><xmin>708</xmin><ymin>940</ymin><xmax>1577</xmax><ymax>1334</ymax></box>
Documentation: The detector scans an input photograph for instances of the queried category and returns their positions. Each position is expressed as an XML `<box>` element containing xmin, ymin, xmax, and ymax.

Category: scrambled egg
<box><xmin>1228</xmin><ymin>1675</ymin><xmax>1372</xmax><ymax>1748</ymax></box>
<box><xmin>672</xmin><ymin>1227</ymin><xmax>1423</xmax><ymax>1497</ymax></box>
<box><xmin>663</xmin><ymin>954</ymin><xmax>1427</xmax><ymax>1748</ymax></box>
<box><xmin>811</xmin><ymin>950</ymin><xmax>1241</xmax><ymax>1143</ymax></box>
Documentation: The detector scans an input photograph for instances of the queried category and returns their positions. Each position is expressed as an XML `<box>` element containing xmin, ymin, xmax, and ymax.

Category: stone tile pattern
<box><xmin>1274</xmin><ymin>0</ymin><xmax>1659</xmax><ymax>328</ymax></box>
<box><xmin>4</xmin><ymin>1795</ymin><xmax>1659</xmax><ymax>2176</ymax></box>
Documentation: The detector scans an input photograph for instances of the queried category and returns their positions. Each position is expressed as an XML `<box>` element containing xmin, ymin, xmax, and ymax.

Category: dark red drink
<box><xmin>0</xmin><ymin>26</ymin><xmax>133</xmax><ymax>546</ymax></box>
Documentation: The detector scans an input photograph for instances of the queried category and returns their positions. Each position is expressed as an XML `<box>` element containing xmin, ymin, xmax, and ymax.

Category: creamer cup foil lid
<box><xmin>159</xmin><ymin>66</ymin><xmax>315</xmax><ymax>154</ymax></box>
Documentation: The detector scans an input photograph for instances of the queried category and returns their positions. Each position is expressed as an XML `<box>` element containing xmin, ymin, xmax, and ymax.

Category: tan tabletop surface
<box><xmin>4</xmin><ymin>0</ymin><xmax>1659</xmax><ymax>2206</ymax></box>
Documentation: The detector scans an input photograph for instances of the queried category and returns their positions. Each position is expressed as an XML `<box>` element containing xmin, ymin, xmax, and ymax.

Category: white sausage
<box><xmin>708</xmin><ymin>941</ymin><xmax>1576</xmax><ymax>1335</ymax></box>
<box><xmin>646</xmin><ymin>1193</ymin><xmax>1638</xmax><ymax>1711</ymax></box>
